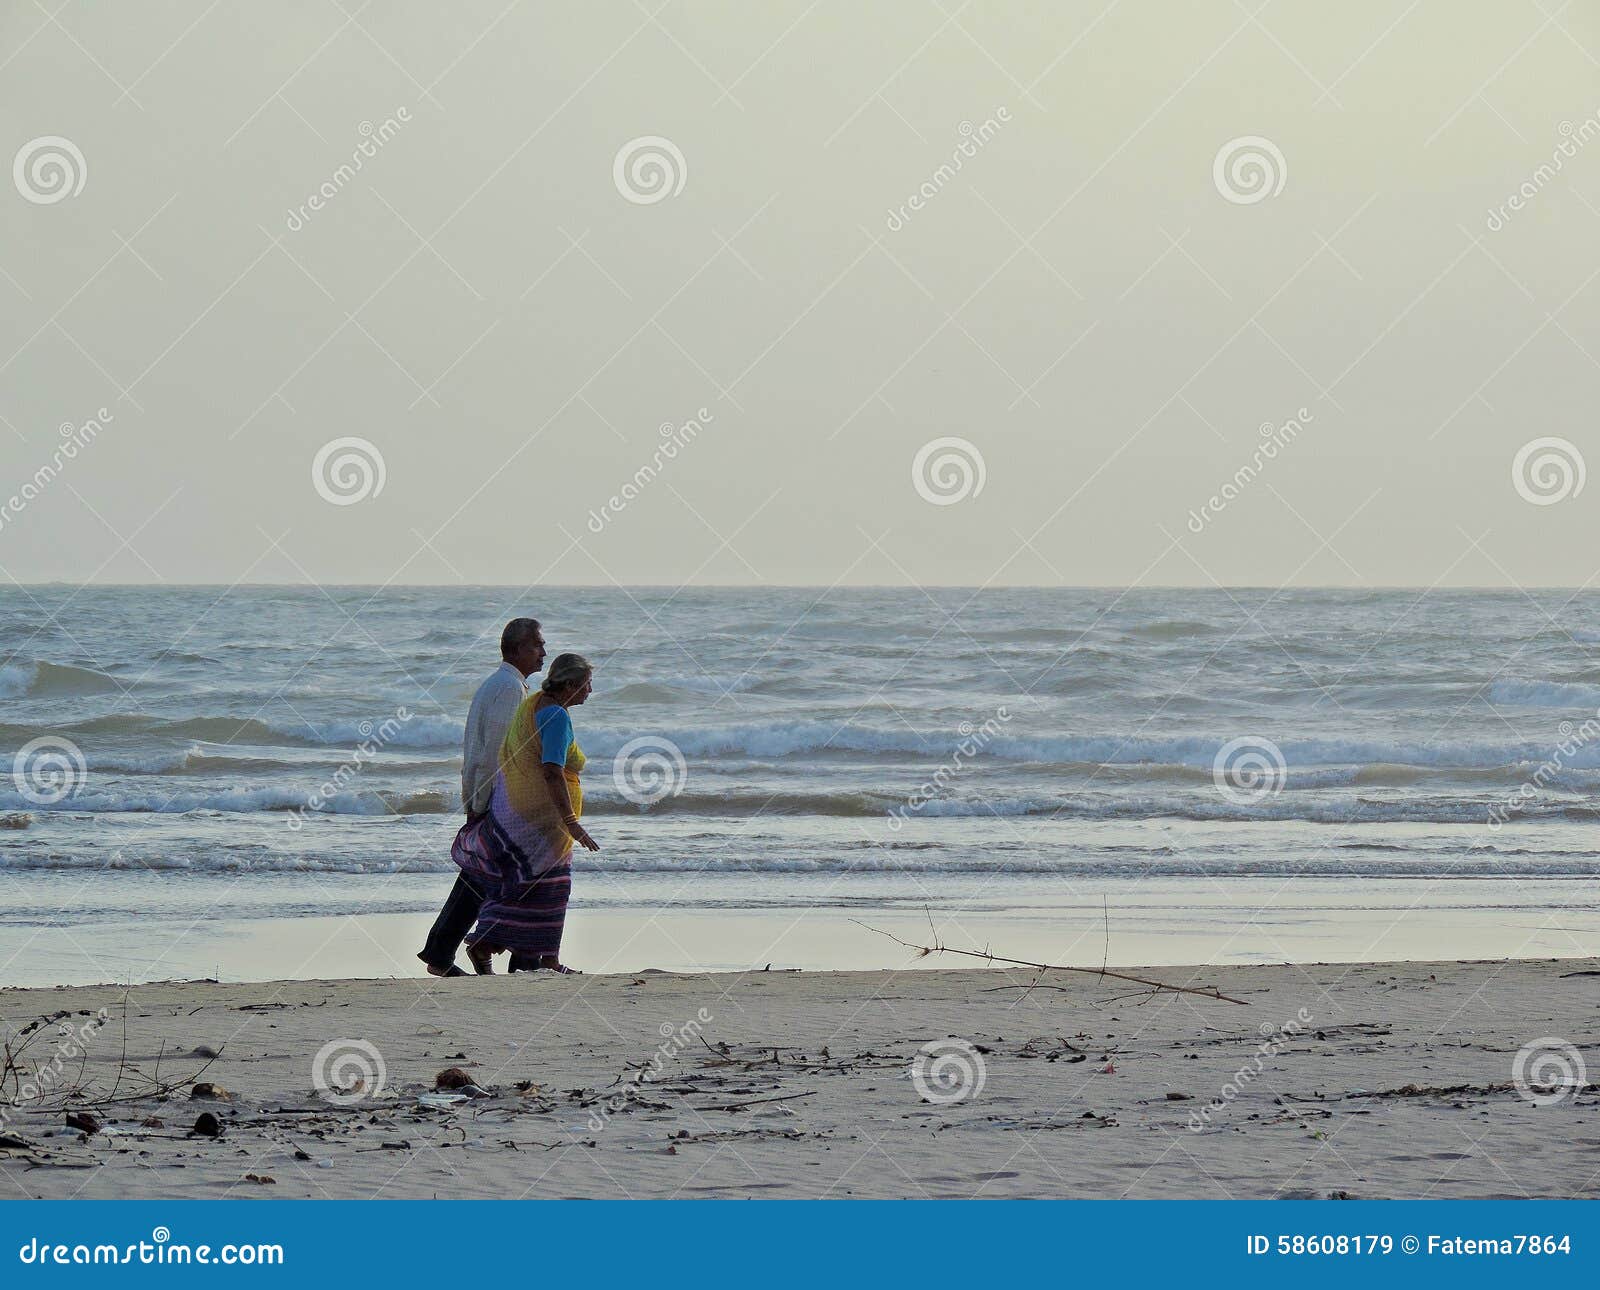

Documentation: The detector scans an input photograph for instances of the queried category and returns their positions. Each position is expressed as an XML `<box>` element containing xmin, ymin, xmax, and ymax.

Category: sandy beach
<box><xmin>2</xmin><ymin>958</ymin><xmax>1596</xmax><ymax>1200</ymax></box>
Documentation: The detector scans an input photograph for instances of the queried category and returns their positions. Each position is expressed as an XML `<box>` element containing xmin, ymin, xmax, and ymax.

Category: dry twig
<box><xmin>853</xmin><ymin>921</ymin><xmax>1248</xmax><ymax>1006</ymax></box>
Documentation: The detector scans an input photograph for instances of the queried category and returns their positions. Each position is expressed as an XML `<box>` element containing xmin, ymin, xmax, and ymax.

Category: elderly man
<box><xmin>418</xmin><ymin>617</ymin><xmax>546</xmax><ymax>976</ymax></box>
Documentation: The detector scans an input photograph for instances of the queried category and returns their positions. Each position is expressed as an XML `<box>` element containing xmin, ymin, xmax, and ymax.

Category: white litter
<box><xmin>418</xmin><ymin>1092</ymin><xmax>468</xmax><ymax>1108</ymax></box>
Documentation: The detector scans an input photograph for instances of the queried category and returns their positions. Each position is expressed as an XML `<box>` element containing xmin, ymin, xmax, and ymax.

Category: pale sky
<box><xmin>2</xmin><ymin>2</ymin><xmax>1598</xmax><ymax>587</ymax></box>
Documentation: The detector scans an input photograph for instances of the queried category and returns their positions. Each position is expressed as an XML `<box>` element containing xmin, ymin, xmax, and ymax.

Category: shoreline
<box><xmin>2</xmin><ymin>958</ymin><xmax>1596</xmax><ymax>1199</ymax></box>
<box><xmin>3</xmin><ymin>874</ymin><xmax>1598</xmax><ymax>987</ymax></box>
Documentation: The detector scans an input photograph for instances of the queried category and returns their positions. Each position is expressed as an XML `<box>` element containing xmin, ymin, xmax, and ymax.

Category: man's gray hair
<box><xmin>500</xmin><ymin>617</ymin><xmax>542</xmax><ymax>659</ymax></box>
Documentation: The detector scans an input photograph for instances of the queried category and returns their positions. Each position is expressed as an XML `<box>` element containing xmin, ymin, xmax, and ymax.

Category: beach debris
<box><xmin>65</xmin><ymin>1111</ymin><xmax>99</xmax><ymax>1135</ymax></box>
<box><xmin>1165</xmin><ymin>1092</ymin><xmax>1192</xmax><ymax>1101</ymax></box>
<box><xmin>675</xmin><ymin>1126</ymin><xmax>819</xmax><ymax>1145</ymax></box>
<box><xmin>434</xmin><ymin>1066</ymin><xmax>474</xmax><ymax>1090</ymax></box>
<box><xmin>1099</xmin><ymin>1062</ymin><xmax>1116</xmax><ymax>1074</ymax></box>
<box><xmin>1309</xmin><ymin>1023</ymin><xmax>1391</xmax><ymax>1040</ymax></box>
<box><xmin>1000</xmin><ymin>1109</ymin><xmax>1117</xmax><ymax>1132</ymax></box>
<box><xmin>691</xmin><ymin>1091</ymin><xmax>817</xmax><ymax>1113</ymax></box>
<box><xmin>418</xmin><ymin>1092</ymin><xmax>469</xmax><ymax>1109</ymax></box>
<box><xmin>243</xmin><ymin>1173</ymin><xmax>276</xmax><ymax>1185</ymax></box>
<box><xmin>315</xmin><ymin>1158</ymin><xmax>334</xmax><ymax>1168</ymax></box>
<box><xmin>0</xmin><ymin>813</ymin><xmax>31</xmax><ymax>829</ymax></box>
<box><xmin>1365</xmin><ymin>1081</ymin><xmax>1526</xmax><ymax>1100</ymax></box>
<box><xmin>191</xmin><ymin>1112</ymin><xmax>222</xmax><ymax>1138</ymax></box>
<box><xmin>853</xmin><ymin>920</ymin><xmax>1250</xmax><ymax>1005</ymax></box>
<box><xmin>190</xmin><ymin>1045</ymin><xmax>221</xmax><ymax>1059</ymax></box>
<box><xmin>141</xmin><ymin>1116</ymin><xmax>164</xmax><ymax>1128</ymax></box>
<box><xmin>190</xmin><ymin>1082</ymin><xmax>230</xmax><ymax>1100</ymax></box>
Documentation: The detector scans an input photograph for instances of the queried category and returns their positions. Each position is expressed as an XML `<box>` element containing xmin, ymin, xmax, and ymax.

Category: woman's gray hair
<box><xmin>540</xmin><ymin>652</ymin><xmax>593</xmax><ymax>696</ymax></box>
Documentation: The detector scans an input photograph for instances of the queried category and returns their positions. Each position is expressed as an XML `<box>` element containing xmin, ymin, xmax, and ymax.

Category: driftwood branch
<box><xmin>686</xmin><ymin>1090</ymin><xmax>816</xmax><ymax>1112</ymax></box>
<box><xmin>5</xmin><ymin>1007</ymin><xmax>195</xmax><ymax>1124</ymax></box>
<box><xmin>853</xmin><ymin>921</ymin><xmax>1249</xmax><ymax>1006</ymax></box>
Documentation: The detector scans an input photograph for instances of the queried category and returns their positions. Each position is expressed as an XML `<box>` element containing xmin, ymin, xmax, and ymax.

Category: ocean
<box><xmin>3</xmin><ymin>586</ymin><xmax>1598</xmax><ymax>983</ymax></box>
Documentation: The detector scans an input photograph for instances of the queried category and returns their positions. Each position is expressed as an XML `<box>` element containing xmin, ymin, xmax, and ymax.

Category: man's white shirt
<box><xmin>461</xmin><ymin>661</ymin><xmax>528</xmax><ymax>816</ymax></box>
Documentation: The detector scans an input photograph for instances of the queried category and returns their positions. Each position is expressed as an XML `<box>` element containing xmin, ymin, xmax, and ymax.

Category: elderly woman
<box><xmin>455</xmin><ymin>653</ymin><xmax>599</xmax><ymax>973</ymax></box>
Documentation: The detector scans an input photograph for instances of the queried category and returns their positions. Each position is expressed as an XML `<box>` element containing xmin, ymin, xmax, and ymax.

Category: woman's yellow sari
<box><xmin>498</xmin><ymin>692</ymin><xmax>586</xmax><ymax>867</ymax></box>
<box><xmin>452</xmin><ymin>693</ymin><xmax>585</xmax><ymax>957</ymax></box>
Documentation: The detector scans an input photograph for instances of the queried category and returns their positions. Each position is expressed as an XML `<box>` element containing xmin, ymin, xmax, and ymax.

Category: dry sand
<box><xmin>2</xmin><ymin>958</ymin><xmax>1597</xmax><ymax>1199</ymax></box>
